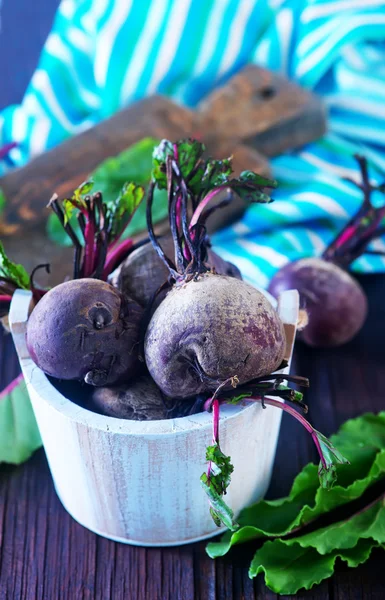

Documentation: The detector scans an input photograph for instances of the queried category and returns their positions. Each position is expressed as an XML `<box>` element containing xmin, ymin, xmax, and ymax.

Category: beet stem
<box><xmin>190</xmin><ymin>185</ymin><xmax>232</xmax><ymax>229</ymax></box>
<box><xmin>237</xmin><ymin>396</ymin><xmax>346</xmax><ymax>484</ymax></box>
<box><xmin>168</xmin><ymin>156</ymin><xmax>185</xmax><ymax>271</ymax></box>
<box><xmin>83</xmin><ymin>198</ymin><xmax>97</xmax><ymax>277</ymax></box>
<box><xmin>207</xmin><ymin>398</ymin><xmax>220</xmax><ymax>484</ymax></box>
<box><xmin>102</xmin><ymin>238</ymin><xmax>134</xmax><ymax>280</ymax></box>
<box><xmin>29</xmin><ymin>263</ymin><xmax>50</xmax><ymax>302</ymax></box>
<box><xmin>146</xmin><ymin>180</ymin><xmax>178</xmax><ymax>279</ymax></box>
<box><xmin>322</xmin><ymin>155</ymin><xmax>385</xmax><ymax>267</ymax></box>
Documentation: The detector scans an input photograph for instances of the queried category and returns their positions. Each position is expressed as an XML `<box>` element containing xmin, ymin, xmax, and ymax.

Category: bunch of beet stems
<box><xmin>48</xmin><ymin>191</ymin><xmax>135</xmax><ymax>281</ymax></box>
<box><xmin>322</xmin><ymin>155</ymin><xmax>385</xmax><ymax>266</ymax></box>
<box><xmin>147</xmin><ymin>153</ymin><xmax>235</xmax><ymax>287</ymax></box>
<box><xmin>1</xmin><ymin>186</ymin><xmax>143</xmax><ymax>316</ymax></box>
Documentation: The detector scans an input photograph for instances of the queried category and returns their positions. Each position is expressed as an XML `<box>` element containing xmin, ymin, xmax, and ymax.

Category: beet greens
<box><xmin>201</xmin><ymin>373</ymin><xmax>348</xmax><ymax>530</ymax></box>
<box><xmin>48</xmin><ymin>179</ymin><xmax>145</xmax><ymax>281</ymax></box>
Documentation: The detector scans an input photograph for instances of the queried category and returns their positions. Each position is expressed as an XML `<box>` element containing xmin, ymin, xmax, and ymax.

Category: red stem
<box><xmin>322</xmin><ymin>156</ymin><xmax>385</xmax><ymax>267</ymax></box>
<box><xmin>190</xmin><ymin>185</ymin><xmax>229</xmax><ymax>229</ymax></box>
<box><xmin>102</xmin><ymin>238</ymin><xmax>134</xmax><ymax>280</ymax></box>
<box><xmin>207</xmin><ymin>397</ymin><xmax>220</xmax><ymax>483</ymax></box>
<box><xmin>83</xmin><ymin>220</ymin><xmax>96</xmax><ymax>276</ymax></box>
<box><xmin>0</xmin><ymin>295</ymin><xmax>12</xmax><ymax>303</ymax></box>
<box><xmin>250</xmin><ymin>397</ymin><xmax>328</xmax><ymax>470</ymax></box>
<box><xmin>208</xmin><ymin>396</ymin><xmax>329</xmax><ymax>472</ymax></box>
<box><xmin>212</xmin><ymin>398</ymin><xmax>220</xmax><ymax>443</ymax></box>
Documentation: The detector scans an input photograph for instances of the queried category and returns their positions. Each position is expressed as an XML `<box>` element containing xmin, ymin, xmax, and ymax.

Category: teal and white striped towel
<box><xmin>1</xmin><ymin>0</ymin><xmax>385</xmax><ymax>288</ymax></box>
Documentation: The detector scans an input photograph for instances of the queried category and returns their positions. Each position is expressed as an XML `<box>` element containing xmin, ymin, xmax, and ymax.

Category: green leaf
<box><xmin>249</xmin><ymin>538</ymin><xmax>381</xmax><ymax>594</ymax></box>
<box><xmin>228</xmin><ymin>171</ymin><xmax>277</xmax><ymax>204</ymax></box>
<box><xmin>0</xmin><ymin>188</ymin><xmax>5</xmax><ymax>214</ymax></box>
<box><xmin>239</xmin><ymin>170</ymin><xmax>278</xmax><ymax>189</ymax></box>
<box><xmin>201</xmin><ymin>441</ymin><xmax>238</xmax><ymax>530</ymax></box>
<box><xmin>290</xmin><ymin>481</ymin><xmax>385</xmax><ymax>554</ymax></box>
<box><xmin>205</xmin><ymin>443</ymin><xmax>234</xmax><ymax>493</ymax></box>
<box><xmin>316</xmin><ymin>429</ymin><xmax>350</xmax><ymax>489</ymax></box>
<box><xmin>152</xmin><ymin>139</ymin><xmax>174</xmax><ymax>189</ymax></box>
<box><xmin>77</xmin><ymin>180</ymin><xmax>94</xmax><ymax>197</ymax></box>
<box><xmin>107</xmin><ymin>181</ymin><xmax>145</xmax><ymax>239</ymax></box>
<box><xmin>199</xmin><ymin>158</ymin><xmax>233</xmax><ymax>193</ymax></box>
<box><xmin>152</xmin><ymin>138</ymin><xmax>206</xmax><ymax>191</ymax></box>
<box><xmin>47</xmin><ymin>138</ymin><xmax>168</xmax><ymax>246</ymax></box>
<box><xmin>207</xmin><ymin>412</ymin><xmax>385</xmax><ymax>559</ymax></box>
<box><xmin>177</xmin><ymin>138</ymin><xmax>205</xmax><ymax>182</ymax></box>
<box><xmin>0</xmin><ymin>375</ymin><xmax>42</xmax><ymax>464</ymax></box>
<box><xmin>0</xmin><ymin>241</ymin><xmax>30</xmax><ymax>289</ymax></box>
<box><xmin>200</xmin><ymin>472</ymin><xmax>238</xmax><ymax>531</ymax></box>
<box><xmin>62</xmin><ymin>198</ymin><xmax>77</xmax><ymax>225</ymax></box>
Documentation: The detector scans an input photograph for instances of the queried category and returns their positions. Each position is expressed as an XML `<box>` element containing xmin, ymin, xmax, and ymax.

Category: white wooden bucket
<box><xmin>10</xmin><ymin>287</ymin><xmax>299</xmax><ymax>547</ymax></box>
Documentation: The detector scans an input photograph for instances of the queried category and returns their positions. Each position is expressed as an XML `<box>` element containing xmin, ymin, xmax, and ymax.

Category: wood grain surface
<box><xmin>0</xmin><ymin>65</ymin><xmax>325</xmax><ymax>237</ymax></box>
<box><xmin>1</xmin><ymin>273</ymin><xmax>384</xmax><ymax>599</ymax></box>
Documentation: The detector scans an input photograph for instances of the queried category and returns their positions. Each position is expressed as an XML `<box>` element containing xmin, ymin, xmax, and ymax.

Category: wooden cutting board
<box><xmin>0</xmin><ymin>66</ymin><xmax>325</xmax><ymax>284</ymax></box>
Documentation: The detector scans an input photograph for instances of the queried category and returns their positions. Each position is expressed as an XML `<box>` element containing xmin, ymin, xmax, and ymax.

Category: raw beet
<box><xmin>26</xmin><ymin>278</ymin><xmax>143</xmax><ymax>386</ymax></box>
<box><xmin>267</xmin><ymin>155</ymin><xmax>385</xmax><ymax>348</ymax></box>
<box><xmin>268</xmin><ymin>258</ymin><xmax>367</xmax><ymax>347</ymax></box>
<box><xmin>90</xmin><ymin>375</ymin><xmax>168</xmax><ymax>420</ymax></box>
<box><xmin>111</xmin><ymin>236</ymin><xmax>241</xmax><ymax>307</ymax></box>
<box><xmin>90</xmin><ymin>375</ymin><xmax>204</xmax><ymax>420</ymax></box>
<box><xmin>145</xmin><ymin>273</ymin><xmax>286</xmax><ymax>398</ymax></box>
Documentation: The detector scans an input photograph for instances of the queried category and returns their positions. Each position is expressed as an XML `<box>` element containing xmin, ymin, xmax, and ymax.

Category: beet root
<box><xmin>144</xmin><ymin>273</ymin><xmax>286</xmax><ymax>399</ymax></box>
<box><xmin>268</xmin><ymin>258</ymin><xmax>368</xmax><ymax>347</ymax></box>
<box><xmin>26</xmin><ymin>278</ymin><xmax>143</xmax><ymax>385</ymax></box>
<box><xmin>90</xmin><ymin>375</ymin><xmax>202</xmax><ymax>420</ymax></box>
<box><xmin>90</xmin><ymin>375</ymin><xmax>167</xmax><ymax>420</ymax></box>
<box><xmin>111</xmin><ymin>236</ymin><xmax>241</xmax><ymax>307</ymax></box>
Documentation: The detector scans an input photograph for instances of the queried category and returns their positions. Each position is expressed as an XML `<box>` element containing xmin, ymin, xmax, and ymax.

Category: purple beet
<box><xmin>268</xmin><ymin>258</ymin><xmax>367</xmax><ymax>347</ymax></box>
<box><xmin>268</xmin><ymin>155</ymin><xmax>385</xmax><ymax>348</ymax></box>
<box><xmin>89</xmin><ymin>374</ymin><xmax>203</xmax><ymax>420</ymax></box>
<box><xmin>143</xmin><ymin>140</ymin><xmax>284</xmax><ymax>398</ymax></box>
<box><xmin>145</xmin><ymin>273</ymin><xmax>285</xmax><ymax>398</ymax></box>
<box><xmin>27</xmin><ymin>278</ymin><xmax>143</xmax><ymax>386</ymax></box>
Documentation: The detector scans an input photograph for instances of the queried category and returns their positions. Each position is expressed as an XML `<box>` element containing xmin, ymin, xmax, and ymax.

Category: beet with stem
<box><xmin>143</xmin><ymin>139</ymin><xmax>285</xmax><ymax>399</ymax></box>
<box><xmin>27</xmin><ymin>279</ymin><xmax>143</xmax><ymax>386</ymax></box>
<box><xmin>269</xmin><ymin>155</ymin><xmax>385</xmax><ymax>347</ymax></box>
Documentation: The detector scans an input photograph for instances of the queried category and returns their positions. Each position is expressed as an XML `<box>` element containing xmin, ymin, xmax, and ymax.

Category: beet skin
<box><xmin>145</xmin><ymin>273</ymin><xmax>286</xmax><ymax>399</ymax></box>
<box><xmin>111</xmin><ymin>236</ymin><xmax>241</xmax><ymax>307</ymax></box>
<box><xmin>268</xmin><ymin>258</ymin><xmax>368</xmax><ymax>347</ymax></box>
<box><xmin>26</xmin><ymin>279</ymin><xmax>143</xmax><ymax>385</ymax></box>
<box><xmin>90</xmin><ymin>375</ymin><xmax>167</xmax><ymax>420</ymax></box>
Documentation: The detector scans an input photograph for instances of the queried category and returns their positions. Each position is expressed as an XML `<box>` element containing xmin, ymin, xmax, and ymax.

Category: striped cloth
<box><xmin>1</xmin><ymin>0</ymin><xmax>385</xmax><ymax>287</ymax></box>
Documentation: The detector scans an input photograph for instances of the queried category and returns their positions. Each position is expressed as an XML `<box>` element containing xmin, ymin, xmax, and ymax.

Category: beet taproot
<box><xmin>145</xmin><ymin>273</ymin><xmax>286</xmax><ymax>398</ymax></box>
<box><xmin>26</xmin><ymin>278</ymin><xmax>143</xmax><ymax>386</ymax></box>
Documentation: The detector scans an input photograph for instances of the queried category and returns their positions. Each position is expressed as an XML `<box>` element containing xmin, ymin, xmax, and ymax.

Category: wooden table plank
<box><xmin>1</xmin><ymin>273</ymin><xmax>384</xmax><ymax>599</ymax></box>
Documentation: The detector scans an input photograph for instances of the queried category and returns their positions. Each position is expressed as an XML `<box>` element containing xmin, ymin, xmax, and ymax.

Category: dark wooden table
<box><xmin>1</xmin><ymin>273</ymin><xmax>384</xmax><ymax>600</ymax></box>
